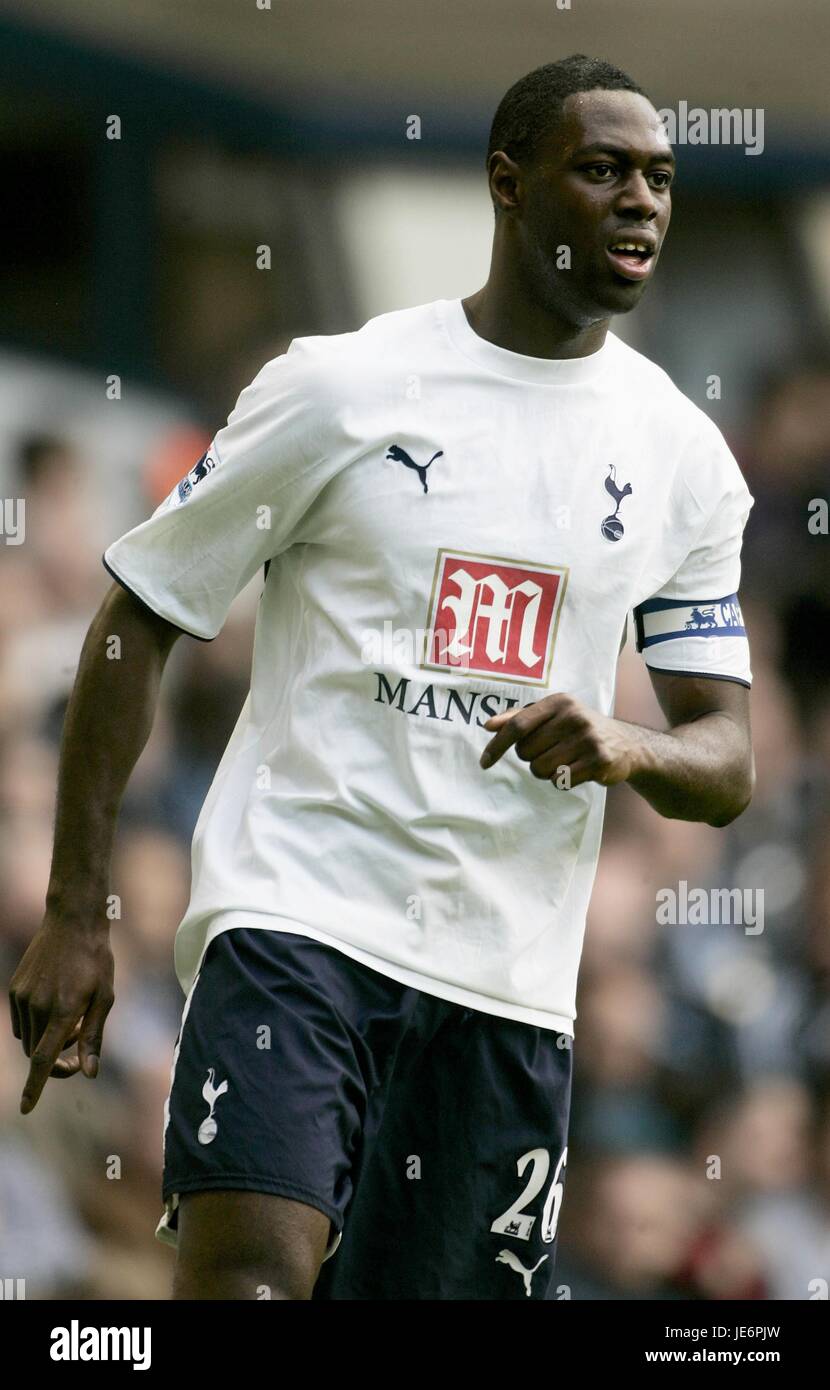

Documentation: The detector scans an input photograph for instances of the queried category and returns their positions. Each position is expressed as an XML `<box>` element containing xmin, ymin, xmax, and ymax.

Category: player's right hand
<box><xmin>8</xmin><ymin>914</ymin><xmax>115</xmax><ymax>1114</ymax></box>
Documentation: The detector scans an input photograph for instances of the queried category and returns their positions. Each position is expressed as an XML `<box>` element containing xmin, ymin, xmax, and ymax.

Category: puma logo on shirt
<box><xmin>386</xmin><ymin>443</ymin><xmax>443</xmax><ymax>494</ymax></box>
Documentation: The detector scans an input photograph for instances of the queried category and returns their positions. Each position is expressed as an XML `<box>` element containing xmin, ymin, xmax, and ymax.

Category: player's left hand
<box><xmin>479</xmin><ymin>692</ymin><xmax>641</xmax><ymax>788</ymax></box>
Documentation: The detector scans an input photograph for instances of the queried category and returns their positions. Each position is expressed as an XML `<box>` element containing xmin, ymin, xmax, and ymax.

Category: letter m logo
<box><xmin>422</xmin><ymin>549</ymin><xmax>568</xmax><ymax>685</ymax></box>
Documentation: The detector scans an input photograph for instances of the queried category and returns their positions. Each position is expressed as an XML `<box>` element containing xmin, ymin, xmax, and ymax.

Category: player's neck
<box><xmin>462</xmin><ymin>281</ymin><xmax>609</xmax><ymax>362</ymax></box>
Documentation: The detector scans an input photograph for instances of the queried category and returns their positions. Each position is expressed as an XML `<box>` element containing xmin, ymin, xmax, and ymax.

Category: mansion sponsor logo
<box><xmin>373</xmin><ymin>671</ymin><xmax>528</xmax><ymax>726</ymax></box>
<box><xmin>423</xmin><ymin>550</ymin><xmax>568</xmax><ymax>686</ymax></box>
<box><xmin>50</xmin><ymin>1321</ymin><xmax>151</xmax><ymax>1371</ymax></box>
<box><xmin>363</xmin><ymin>550</ymin><xmax>569</xmax><ymax>686</ymax></box>
<box><xmin>371</xmin><ymin>672</ymin><xmax>572</xmax><ymax>788</ymax></box>
<box><xmin>656</xmin><ymin>880</ymin><xmax>764</xmax><ymax>935</ymax></box>
<box><xmin>657</xmin><ymin>103</ymin><xmax>764</xmax><ymax>156</ymax></box>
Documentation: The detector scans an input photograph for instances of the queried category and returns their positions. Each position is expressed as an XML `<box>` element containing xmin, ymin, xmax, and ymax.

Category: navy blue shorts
<box><xmin>160</xmin><ymin>927</ymin><xmax>574</xmax><ymax>1300</ymax></box>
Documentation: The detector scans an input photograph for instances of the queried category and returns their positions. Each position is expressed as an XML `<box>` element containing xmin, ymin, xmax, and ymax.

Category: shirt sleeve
<box><xmin>633</xmin><ymin>426</ymin><xmax>754</xmax><ymax>687</ymax></box>
<box><xmin>103</xmin><ymin>343</ymin><xmax>329</xmax><ymax>640</ymax></box>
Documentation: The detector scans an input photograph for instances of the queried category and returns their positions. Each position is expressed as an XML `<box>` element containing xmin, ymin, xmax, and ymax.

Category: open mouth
<box><xmin>606</xmin><ymin>237</ymin><xmax>656</xmax><ymax>282</ymax></box>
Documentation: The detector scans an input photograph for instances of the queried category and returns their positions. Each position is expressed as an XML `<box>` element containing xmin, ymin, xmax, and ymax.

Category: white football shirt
<box><xmin>104</xmin><ymin>298</ymin><xmax>753</xmax><ymax>1035</ymax></box>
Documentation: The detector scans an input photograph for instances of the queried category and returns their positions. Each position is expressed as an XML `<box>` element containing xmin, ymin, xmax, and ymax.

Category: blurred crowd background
<box><xmin>1</xmin><ymin>0</ymin><xmax>830</xmax><ymax>1299</ymax></box>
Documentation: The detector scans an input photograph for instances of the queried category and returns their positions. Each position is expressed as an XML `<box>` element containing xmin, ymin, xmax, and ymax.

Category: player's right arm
<box><xmin>10</xmin><ymin>344</ymin><xmax>331</xmax><ymax>1114</ymax></box>
<box><xmin>8</xmin><ymin>580</ymin><xmax>184</xmax><ymax>1113</ymax></box>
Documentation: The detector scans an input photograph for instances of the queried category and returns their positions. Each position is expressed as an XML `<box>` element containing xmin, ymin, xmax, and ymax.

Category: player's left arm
<box><xmin>619</xmin><ymin>670</ymin><xmax>752</xmax><ymax>825</ymax></box>
<box><xmin>479</xmin><ymin>672</ymin><xmax>753</xmax><ymax>828</ymax></box>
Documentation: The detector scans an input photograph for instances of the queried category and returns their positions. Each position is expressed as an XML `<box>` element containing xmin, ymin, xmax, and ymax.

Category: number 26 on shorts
<box><xmin>490</xmin><ymin>1147</ymin><xmax>568</xmax><ymax>1243</ymax></box>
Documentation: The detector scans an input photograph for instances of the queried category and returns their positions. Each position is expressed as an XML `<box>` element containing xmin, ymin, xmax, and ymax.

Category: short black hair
<box><xmin>486</xmin><ymin>54</ymin><xmax>647</xmax><ymax>169</ymax></box>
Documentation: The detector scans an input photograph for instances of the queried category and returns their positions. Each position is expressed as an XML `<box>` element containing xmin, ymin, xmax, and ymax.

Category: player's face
<box><xmin>508</xmin><ymin>90</ymin><xmax>674</xmax><ymax>325</ymax></box>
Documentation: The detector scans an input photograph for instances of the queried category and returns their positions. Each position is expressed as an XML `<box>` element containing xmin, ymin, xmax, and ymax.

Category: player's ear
<box><xmin>488</xmin><ymin>150</ymin><xmax>523</xmax><ymax>215</ymax></box>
